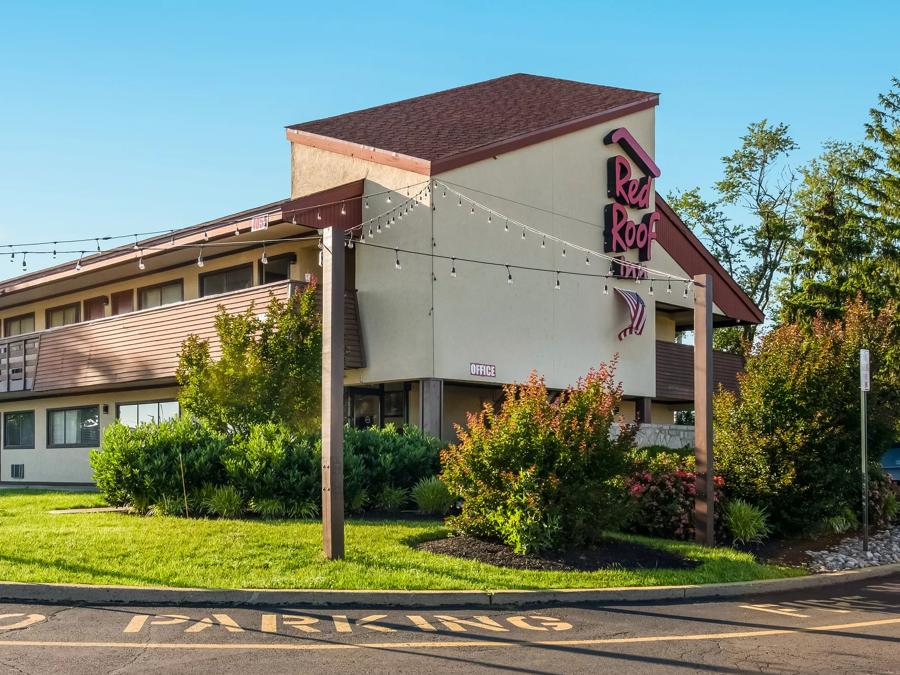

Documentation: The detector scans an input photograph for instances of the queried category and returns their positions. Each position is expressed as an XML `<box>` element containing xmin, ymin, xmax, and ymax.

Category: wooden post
<box><xmin>693</xmin><ymin>273</ymin><xmax>715</xmax><ymax>546</ymax></box>
<box><xmin>321</xmin><ymin>225</ymin><xmax>345</xmax><ymax>560</ymax></box>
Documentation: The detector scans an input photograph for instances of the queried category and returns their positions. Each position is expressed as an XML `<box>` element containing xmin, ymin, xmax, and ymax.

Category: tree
<box><xmin>779</xmin><ymin>142</ymin><xmax>873</xmax><ymax>323</ymax></box>
<box><xmin>669</xmin><ymin>120</ymin><xmax>800</xmax><ymax>350</ymax></box>
<box><xmin>176</xmin><ymin>285</ymin><xmax>322</xmax><ymax>435</ymax></box>
<box><xmin>713</xmin><ymin>297</ymin><xmax>900</xmax><ymax>534</ymax></box>
<box><xmin>850</xmin><ymin>77</ymin><xmax>900</xmax><ymax>305</ymax></box>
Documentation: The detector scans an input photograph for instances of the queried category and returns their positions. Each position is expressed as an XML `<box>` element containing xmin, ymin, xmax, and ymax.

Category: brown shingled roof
<box><xmin>286</xmin><ymin>74</ymin><xmax>659</xmax><ymax>174</ymax></box>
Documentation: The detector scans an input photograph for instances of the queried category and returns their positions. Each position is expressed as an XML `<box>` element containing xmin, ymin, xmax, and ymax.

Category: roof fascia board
<box><xmin>285</xmin><ymin>130</ymin><xmax>432</xmax><ymax>175</ymax></box>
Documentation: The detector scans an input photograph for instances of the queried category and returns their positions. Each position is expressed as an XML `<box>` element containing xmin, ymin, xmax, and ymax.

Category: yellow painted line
<box><xmin>0</xmin><ymin>617</ymin><xmax>896</xmax><ymax>652</ymax></box>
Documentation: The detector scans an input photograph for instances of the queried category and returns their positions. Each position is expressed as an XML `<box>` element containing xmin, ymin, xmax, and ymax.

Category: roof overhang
<box><xmin>286</xmin><ymin>96</ymin><xmax>659</xmax><ymax>177</ymax></box>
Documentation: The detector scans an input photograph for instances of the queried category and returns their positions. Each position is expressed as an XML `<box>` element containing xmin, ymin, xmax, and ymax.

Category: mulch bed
<box><xmin>416</xmin><ymin>535</ymin><xmax>698</xmax><ymax>572</ymax></box>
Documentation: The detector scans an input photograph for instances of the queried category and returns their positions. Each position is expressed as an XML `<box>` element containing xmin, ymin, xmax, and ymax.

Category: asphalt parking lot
<box><xmin>0</xmin><ymin>574</ymin><xmax>896</xmax><ymax>673</ymax></box>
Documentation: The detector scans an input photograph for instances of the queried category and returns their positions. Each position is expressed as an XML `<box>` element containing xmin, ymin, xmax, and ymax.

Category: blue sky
<box><xmin>0</xmin><ymin>1</ymin><xmax>897</xmax><ymax>270</ymax></box>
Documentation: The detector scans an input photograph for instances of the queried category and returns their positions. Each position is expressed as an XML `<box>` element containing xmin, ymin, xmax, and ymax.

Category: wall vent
<box><xmin>10</xmin><ymin>464</ymin><xmax>24</xmax><ymax>479</ymax></box>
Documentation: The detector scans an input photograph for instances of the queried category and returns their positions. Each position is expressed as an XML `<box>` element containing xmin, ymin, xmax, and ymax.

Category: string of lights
<box><xmin>354</xmin><ymin>239</ymin><xmax>693</xmax><ymax>297</ymax></box>
<box><xmin>431</xmin><ymin>180</ymin><xmax>692</xmax><ymax>283</ymax></box>
<box><xmin>0</xmin><ymin>179</ymin><xmax>432</xmax><ymax>257</ymax></box>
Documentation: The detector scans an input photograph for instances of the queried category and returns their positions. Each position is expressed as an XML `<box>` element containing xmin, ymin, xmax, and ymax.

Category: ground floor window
<box><xmin>47</xmin><ymin>406</ymin><xmax>100</xmax><ymax>447</ymax></box>
<box><xmin>117</xmin><ymin>400</ymin><xmax>180</xmax><ymax>427</ymax></box>
<box><xmin>3</xmin><ymin>411</ymin><xmax>34</xmax><ymax>449</ymax></box>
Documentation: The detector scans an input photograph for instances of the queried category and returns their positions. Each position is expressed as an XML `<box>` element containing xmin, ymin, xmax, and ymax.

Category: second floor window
<box><xmin>4</xmin><ymin>313</ymin><xmax>35</xmax><ymax>337</ymax></box>
<box><xmin>200</xmin><ymin>264</ymin><xmax>253</xmax><ymax>297</ymax></box>
<box><xmin>139</xmin><ymin>281</ymin><xmax>183</xmax><ymax>309</ymax></box>
<box><xmin>46</xmin><ymin>303</ymin><xmax>80</xmax><ymax>328</ymax></box>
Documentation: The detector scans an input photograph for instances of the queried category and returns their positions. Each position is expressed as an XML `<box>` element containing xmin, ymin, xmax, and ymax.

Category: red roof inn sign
<box><xmin>603</xmin><ymin>128</ymin><xmax>661</xmax><ymax>279</ymax></box>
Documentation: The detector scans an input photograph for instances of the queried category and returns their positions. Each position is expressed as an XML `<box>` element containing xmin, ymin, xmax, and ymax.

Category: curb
<box><xmin>0</xmin><ymin>563</ymin><xmax>897</xmax><ymax>607</ymax></box>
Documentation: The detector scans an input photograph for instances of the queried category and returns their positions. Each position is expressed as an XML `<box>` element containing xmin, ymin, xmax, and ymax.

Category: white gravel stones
<box><xmin>805</xmin><ymin>524</ymin><xmax>900</xmax><ymax>572</ymax></box>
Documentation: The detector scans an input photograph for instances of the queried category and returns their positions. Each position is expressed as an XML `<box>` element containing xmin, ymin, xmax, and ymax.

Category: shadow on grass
<box><xmin>0</xmin><ymin>551</ymin><xmax>173</xmax><ymax>587</ymax></box>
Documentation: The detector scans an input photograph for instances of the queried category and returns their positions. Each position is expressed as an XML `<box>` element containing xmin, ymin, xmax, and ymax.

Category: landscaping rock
<box><xmin>805</xmin><ymin>524</ymin><xmax>900</xmax><ymax>572</ymax></box>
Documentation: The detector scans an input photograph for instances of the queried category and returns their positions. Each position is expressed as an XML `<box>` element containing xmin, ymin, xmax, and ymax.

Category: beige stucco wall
<box><xmin>0</xmin><ymin>241</ymin><xmax>320</xmax><ymax>335</ymax></box>
<box><xmin>291</xmin><ymin>108</ymin><xmax>705</xmax><ymax>400</ymax></box>
<box><xmin>0</xmin><ymin>386</ymin><xmax>180</xmax><ymax>484</ymax></box>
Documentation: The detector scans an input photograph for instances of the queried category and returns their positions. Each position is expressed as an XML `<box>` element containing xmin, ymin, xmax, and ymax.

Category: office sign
<box><xmin>470</xmin><ymin>363</ymin><xmax>496</xmax><ymax>378</ymax></box>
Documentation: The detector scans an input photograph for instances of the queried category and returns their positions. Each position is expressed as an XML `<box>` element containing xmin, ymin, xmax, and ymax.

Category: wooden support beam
<box><xmin>321</xmin><ymin>226</ymin><xmax>345</xmax><ymax>560</ymax></box>
<box><xmin>693</xmin><ymin>273</ymin><xmax>715</xmax><ymax>546</ymax></box>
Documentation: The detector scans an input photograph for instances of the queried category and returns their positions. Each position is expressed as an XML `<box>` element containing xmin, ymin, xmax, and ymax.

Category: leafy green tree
<box><xmin>713</xmin><ymin>297</ymin><xmax>900</xmax><ymax>534</ymax></box>
<box><xmin>779</xmin><ymin>142</ymin><xmax>873</xmax><ymax>322</ymax></box>
<box><xmin>176</xmin><ymin>285</ymin><xmax>322</xmax><ymax>435</ymax></box>
<box><xmin>669</xmin><ymin>120</ymin><xmax>800</xmax><ymax>351</ymax></box>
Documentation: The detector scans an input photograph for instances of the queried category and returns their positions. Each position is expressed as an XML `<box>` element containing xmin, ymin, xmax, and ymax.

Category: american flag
<box><xmin>614</xmin><ymin>288</ymin><xmax>647</xmax><ymax>340</ymax></box>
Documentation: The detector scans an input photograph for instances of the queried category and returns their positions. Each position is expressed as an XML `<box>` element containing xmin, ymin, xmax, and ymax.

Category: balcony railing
<box><xmin>655</xmin><ymin>340</ymin><xmax>745</xmax><ymax>402</ymax></box>
<box><xmin>0</xmin><ymin>281</ymin><xmax>365</xmax><ymax>399</ymax></box>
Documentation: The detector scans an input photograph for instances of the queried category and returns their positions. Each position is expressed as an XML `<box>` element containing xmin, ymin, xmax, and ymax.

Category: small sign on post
<box><xmin>860</xmin><ymin>348</ymin><xmax>870</xmax><ymax>553</ymax></box>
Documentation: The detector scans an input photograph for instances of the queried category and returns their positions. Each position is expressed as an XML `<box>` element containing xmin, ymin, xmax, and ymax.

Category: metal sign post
<box><xmin>860</xmin><ymin>348</ymin><xmax>870</xmax><ymax>553</ymax></box>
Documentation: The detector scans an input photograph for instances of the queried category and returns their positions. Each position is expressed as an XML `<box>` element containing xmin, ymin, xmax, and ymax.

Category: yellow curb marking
<box><xmin>0</xmin><ymin>616</ymin><xmax>896</xmax><ymax>651</ymax></box>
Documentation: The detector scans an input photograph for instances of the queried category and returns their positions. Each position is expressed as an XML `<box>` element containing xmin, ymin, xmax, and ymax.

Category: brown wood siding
<box><xmin>655</xmin><ymin>341</ymin><xmax>745</xmax><ymax>402</ymax></box>
<box><xmin>26</xmin><ymin>281</ymin><xmax>365</xmax><ymax>396</ymax></box>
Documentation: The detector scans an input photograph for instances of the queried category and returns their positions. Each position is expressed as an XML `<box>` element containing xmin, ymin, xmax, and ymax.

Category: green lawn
<box><xmin>0</xmin><ymin>490</ymin><xmax>802</xmax><ymax>590</ymax></box>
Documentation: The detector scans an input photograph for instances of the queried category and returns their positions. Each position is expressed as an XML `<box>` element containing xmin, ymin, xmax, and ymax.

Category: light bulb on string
<box><xmin>585</xmin><ymin>255</ymin><xmax>590</xmax><ymax>266</ymax></box>
<box><xmin>603</xmin><ymin>281</ymin><xmax>609</xmax><ymax>295</ymax></box>
<box><xmin>9</xmin><ymin>251</ymin><xmax>13</xmax><ymax>263</ymax></box>
<box><xmin>138</xmin><ymin>250</ymin><xmax>145</xmax><ymax>271</ymax></box>
<box><xmin>95</xmin><ymin>238</ymin><xmax>101</xmax><ymax>252</ymax></box>
<box><xmin>504</xmin><ymin>220</ymin><xmax>509</xmax><ymax>233</ymax></box>
<box><xmin>234</xmin><ymin>223</ymin><xmax>241</xmax><ymax>236</ymax></box>
<box><xmin>197</xmin><ymin>247</ymin><xmax>204</xmax><ymax>268</ymax></box>
<box><xmin>261</xmin><ymin>243</ymin><xmax>268</xmax><ymax>265</ymax></box>
<box><xmin>450</xmin><ymin>258</ymin><xmax>457</xmax><ymax>278</ymax></box>
<box><xmin>340</xmin><ymin>202</ymin><xmax>346</xmax><ymax>216</ymax></box>
<box><xmin>376</xmin><ymin>220</ymin><xmax>382</xmax><ymax>234</ymax></box>
<box><xmin>52</xmin><ymin>247</ymin><xmax>57</xmax><ymax>259</ymax></box>
<box><xmin>203</xmin><ymin>231</ymin><xmax>209</xmax><ymax>242</ymax></box>
<box><xmin>555</xmin><ymin>271</ymin><xmax>560</xmax><ymax>290</ymax></box>
<box><xmin>386</xmin><ymin>194</ymin><xmax>392</xmax><ymax>204</ymax></box>
<box><xmin>347</xmin><ymin>236</ymin><xmax>355</xmax><ymax>250</ymax></box>
<box><xmin>132</xmin><ymin>236</ymin><xmax>139</xmax><ymax>251</ymax></box>
<box><xmin>21</xmin><ymin>254</ymin><xmax>26</xmax><ymax>271</ymax></box>
<box><xmin>316</xmin><ymin>210</ymin><xmax>322</xmax><ymax>221</ymax></box>
<box><xmin>562</xmin><ymin>247</ymin><xmax>567</xmax><ymax>258</ymax></box>
<box><xmin>365</xmin><ymin>198</ymin><xmax>369</xmax><ymax>209</ymax></box>
<box><xmin>506</xmin><ymin>265</ymin><xmax>513</xmax><ymax>285</ymax></box>
<box><xmin>667</xmin><ymin>280</ymin><xmax>672</xmax><ymax>294</ymax></box>
<box><xmin>470</xmin><ymin>205</ymin><xmax>475</xmax><ymax>216</ymax></box>
<box><xmin>541</xmin><ymin>236</ymin><xmax>546</xmax><ymax>249</ymax></box>
<box><xmin>649</xmin><ymin>281</ymin><xmax>654</xmax><ymax>295</ymax></box>
<box><xmin>683</xmin><ymin>282</ymin><xmax>689</xmax><ymax>298</ymax></box>
<box><xmin>75</xmin><ymin>253</ymin><xmax>83</xmax><ymax>271</ymax></box>
<box><xmin>488</xmin><ymin>214</ymin><xmax>492</xmax><ymax>224</ymax></box>
<box><xmin>521</xmin><ymin>228</ymin><xmax>525</xmax><ymax>240</ymax></box>
<box><xmin>458</xmin><ymin>197</ymin><xmax>462</xmax><ymax>207</ymax></box>
<box><xmin>394</xmin><ymin>249</ymin><xmax>401</xmax><ymax>271</ymax></box>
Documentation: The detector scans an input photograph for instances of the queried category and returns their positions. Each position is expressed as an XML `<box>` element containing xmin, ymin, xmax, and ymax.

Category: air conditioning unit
<box><xmin>10</xmin><ymin>464</ymin><xmax>24</xmax><ymax>480</ymax></box>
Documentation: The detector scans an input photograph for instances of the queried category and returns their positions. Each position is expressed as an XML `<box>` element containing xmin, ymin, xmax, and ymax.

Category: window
<box><xmin>4</xmin><ymin>313</ymin><xmax>35</xmax><ymax>337</ymax></box>
<box><xmin>139</xmin><ymin>280</ymin><xmax>183</xmax><ymax>309</ymax></box>
<box><xmin>46</xmin><ymin>303</ymin><xmax>79</xmax><ymax>328</ymax></box>
<box><xmin>259</xmin><ymin>254</ymin><xmax>295</xmax><ymax>285</ymax></box>
<box><xmin>111</xmin><ymin>290</ymin><xmax>134</xmax><ymax>315</ymax></box>
<box><xmin>117</xmin><ymin>400</ymin><xmax>179</xmax><ymax>427</ymax></box>
<box><xmin>84</xmin><ymin>296</ymin><xmax>108</xmax><ymax>321</ymax></box>
<box><xmin>48</xmin><ymin>406</ymin><xmax>100</xmax><ymax>448</ymax></box>
<box><xmin>200</xmin><ymin>264</ymin><xmax>253</xmax><ymax>297</ymax></box>
<box><xmin>4</xmin><ymin>411</ymin><xmax>34</xmax><ymax>449</ymax></box>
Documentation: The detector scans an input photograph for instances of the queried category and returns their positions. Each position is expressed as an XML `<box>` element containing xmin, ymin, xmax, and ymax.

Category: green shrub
<box><xmin>441</xmin><ymin>362</ymin><xmax>635</xmax><ymax>554</ymax></box>
<box><xmin>250</xmin><ymin>497</ymin><xmax>288</xmax><ymax>519</ymax></box>
<box><xmin>223</xmin><ymin>423</ymin><xmax>320</xmax><ymax>514</ymax></box>
<box><xmin>412</xmin><ymin>477</ymin><xmax>455</xmax><ymax>515</ymax></box>
<box><xmin>150</xmin><ymin>494</ymin><xmax>185</xmax><ymax>518</ymax></box>
<box><xmin>625</xmin><ymin>464</ymin><xmax>724</xmax><ymax>540</ymax></box>
<box><xmin>375</xmin><ymin>485</ymin><xmax>409</xmax><ymax>512</ymax></box>
<box><xmin>203</xmin><ymin>486</ymin><xmax>244</xmax><ymax>518</ymax></box>
<box><xmin>190</xmin><ymin>483</ymin><xmax>219</xmax><ymax>517</ymax></box>
<box><xmin>725</xmin><ymin>499</ymin><xmax>770</xmax><ymax>545</ymax></box>
<box><xmin>820</xmin><ymin>507</ymin><xmax>859</xmax><ymax>535</ymax></box>
<box><xmin>91</xmin><ymin>417</ymin><xmax>228</xmax><ymax>507</ymax></box>
<box><xmin>714</xmin><ymin>298</ymin><xmax>900</xmax><ymax>534</ymax></box>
